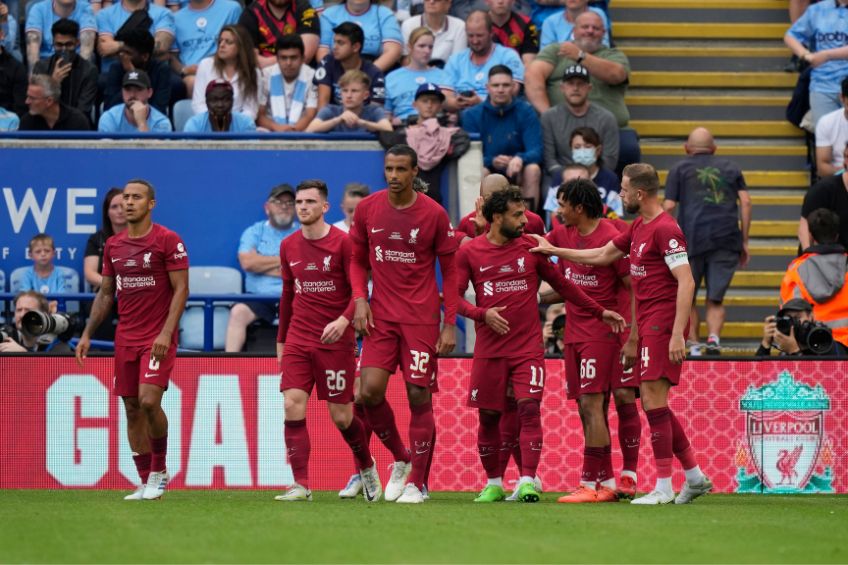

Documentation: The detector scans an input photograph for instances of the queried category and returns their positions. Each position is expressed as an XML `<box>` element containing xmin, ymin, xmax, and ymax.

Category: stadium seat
<box><xmin>172</xmin><ymin>100</ymin><xmax>194</xmax><ymax>132</ymax></box>
<box><xmin>179</xmin><ymin>266</ymin><xmax>242</xmax><ymax>350</ymax></box>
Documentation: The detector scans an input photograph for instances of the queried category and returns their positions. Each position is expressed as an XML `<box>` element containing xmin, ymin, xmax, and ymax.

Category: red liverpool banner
<box><xmin>0</xmin><ymin>357</ymin><xmax>845</xmax><ymax>493</ymax></box>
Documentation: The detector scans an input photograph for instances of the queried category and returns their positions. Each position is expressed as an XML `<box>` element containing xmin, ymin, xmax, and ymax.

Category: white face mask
<box><xmin>572</xmin><ymin>147</ymin><xmax>597</xmax><ymax>166</ymax></box>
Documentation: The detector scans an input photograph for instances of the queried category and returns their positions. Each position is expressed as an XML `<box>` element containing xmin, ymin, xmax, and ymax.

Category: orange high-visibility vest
<box><xmin>780</xmin><ymin>250</ymin><xmax>848</xmax><ymax>348</ymax></box>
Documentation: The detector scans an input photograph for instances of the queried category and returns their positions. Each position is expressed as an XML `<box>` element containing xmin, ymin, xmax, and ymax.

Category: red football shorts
<box><xmin>360</xmin><ymin>321</ymin><xmax>440</xmax><ymax>391</ymax></box>
<box><xmin>638</xmin><ymin>334</ymin><xmax>683</xmax><ymax>386</ymax></box>
<box><xmin>612</xmin><ymin>332</ymin><xmax>639</xmax><ymax>391</ymax></box>
<box><xmin>467</xmin><ymin>354</ymin><xmax>546</xmax><ymax>411</ymax></box>
<box><xmin>113</xmin><ymin>344</ymin><xmax>174</xmax><ymax>397</ymax></box>
<box><xmin>563</xmin><ymin>341</ymin><xmax>619</xmax><ymax>400</ymax></box>
<box><xmin>281</xmin><ymin>342</ymin><xmax>356</xmax><ymax>404</ymax></box>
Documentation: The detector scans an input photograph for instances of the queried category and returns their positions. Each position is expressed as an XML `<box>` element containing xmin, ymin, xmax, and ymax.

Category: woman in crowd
<box><xmin>192</xmin><ymin>25</ymin><xmax>262</xmax><ymax>120</ymax></box>
<box><xmin>385</xmin><ymin>27</ymin><xmax>454</xmax><ymax>124</ymax></box>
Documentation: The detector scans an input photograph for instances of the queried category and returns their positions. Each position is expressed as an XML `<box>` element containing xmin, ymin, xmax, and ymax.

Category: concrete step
<box><xmin>658</xmin><ymin>170</ymin><xmax>808</xmax><ymax>187</ymax></box>
<box><xmin>628</xmin><ymin>97</ymin><xmax>788</xmax><ymax>121</ymax></box>
<box><xmin>614</xmin><ymin>22</ymin><xmax>789</xmax><ymax>40</ymax></box>
<box><xmin>698</xmin><ymin>321</ymin><xmax>763</xmax><ymax>339</ymax></box>
<box><xmin>640</xmin><ymin>141</ymin><xmax>807</xmax><ymax>170</ymax></box>
<box><xmin>630</xmin><ymin>71</ymin><xmax>797</xmax><ymax>89</ymax></box>
<box><xmin>621</xmin><ymin>46</ymin><xmax>790</xmax><ymax>58</ymax></box>
<box><xmin>749</xmin><ymin>221</ymin><xmax>799</xmax><ymax>237</ymax></box>
<box><xmin>731</xmin><ymin>270</ymin><xmax>784</xmax><ymax>286</ymax></box>
<box><xmin>611</xmin><ymin>8</ymin><xmax>788</xmax><ymax>23</ymax></box>
<box><xmin>611</xmin><ymin>0</ymin><xmax>788</xmax><ymax>8</ymax></box>
<box><xmin>634</xmin><ymin>120</ymin><xmax>802</xmax><ymax>138</ymax></box>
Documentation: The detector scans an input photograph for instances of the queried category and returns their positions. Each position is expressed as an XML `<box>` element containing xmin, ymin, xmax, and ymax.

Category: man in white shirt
<box><xmin>815</xmin><ymin>77</ymin><xmax>848</xmax><ymax>177</ymax></box>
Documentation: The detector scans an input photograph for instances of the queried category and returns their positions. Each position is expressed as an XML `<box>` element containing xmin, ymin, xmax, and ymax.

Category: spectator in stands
<box><xmin>98</xmin><ymin>69</ymin><xmax>173</xmax><ymax>131</ymax></box>
<box><xmin>19</xmin><ymin>233</ymin><xmax>78</xmax><ymax>294</ymax></box>
<box><xmin>781</xmin><ymin>208</ymin><xmax>848</xmax><ymax>355</ymax></box>
<box><xmin>400</xmin><ymin>0</ymin><xmax>466</xmax><ymax>68</ymax></box>
<box><xmin>0</xmin><ymin>291</ymin><xmax>73</xmax><ymax>353</ymax></box>
<box><xmin>0</xmin><ymin>104</ymin><xmax>18</xmax><ymax>129</ymax></box>
<box><xmin>539</xmin><ymin>0</ymin><xmax>608</xmax><ymax>50</ymax></box>
<box><xmin>756</xmin><ymin>298</ymin><xmax>842</xmax><ymax>357</ymax></box>
<box><xmin>170</xmin><ymin>0</ymin><xmax>242</xmax><ymax>96</ymax></box>
<box><xmin>306</xmin><ymin>68</ymin><xmax>391</xmax><ymax>132</ymax></box>
<box><xmin>785</xmin><ymin>0</ymin><xmax>848</xmax><ymax>126</ymax></box>
<box><xmin>238</xmin><ymin>0</ymin><xmax>319</xmax><ymax>67</ymax></box>
<box><xmin>317</xmin><ymin>0</ymin><xmax>403</xmax><ymax>72</ymax></box>
<box><xmin>82</xmin><ymin>187</ymin><xmax>125</xmax><ymax>340</ymax></box>
<box><xmin>257</xmin><ymin>34</ymin><xmax>317</xmax><ymax>132</ymax></box>
<box><xmin>444</xmin><ymin>10</ymin><xmax>523</xmax><ymax>107</ymax></box>
<box><xmin>568</xmin><ymin>126</ymin><xmax>621</xmax><ymax>213</ymax></box>
<box><xmin>32</xmin><ymin>19</ymin><xmax>98</xmax><ymax>122</ymax></box>
<box><xmin>385</xmin><ymin>27</ymin><xmax>454</xmax><ymax>124</ymax></box>
<box><xmin>800</xmin><ymin>145</ymin><xmax>848</xmax><ymax>250</ymax></box>
<box><xmin>457</xmin><ymin>173</ymin><xmax>546</xmax><ymax>239</ymax></box>
<box><xmin>460</xmin><ymin>64</ymin><xmax>541</xmax><ymax>208</ymax></box>
<box><xmin>450</xmin><ymin>0</ymin><xmax>487</xmax><ymax>21</ymax></box>
<box><xmin>95</xmin><ymin>0</ymin><xmax>175</xmax><ymax>72</ymax></box>
<box><xmin>331</xmin><ymin>182</ymin><xmax>369</xmax><ymax>233</ymax></box>
<box><xmin>526</xmin><ymin>10</ymin><xmax>638</xmax><ymax>171</ymax></box>
<box><xmin>0</xmin><ymin>3</ymin><xmax>23</xmax><ymax>62</ymax></box>
<box><xmin>540</xmin><ymin>64</ymin><xmax>617</xmax><ymax>174</ymax></box>
<box><xmin>0</xmin><ymin>17</ymin><xmax>26</xmax><ymax>117</ymax></box>
<box><xmin>192</xmin><ymin>24</ymin><xmax>261</xmax><ymax>119</ymax></box>
<box><xmin>20</xmin><ymin>73</ymin><xmax>91</xmax><ymax>129</ymax></box>
<box><xmin>225</xmin><ymin>183</ymin><xmax>300</xmax><ymax>352</ymax></box>
<box><xmin>815</xmin><ymin>77</ymin><xmax>848</xmax><ymax>177</ymax></box>
<box><xmin>25</xmin><ymin>0</ymin><xmax>95</xmax><ymax>75</ymax></box>
<box><xmin>314</xmin><ymin>22</ymin><xmax>385</xmax><ymax>108</ymax></box>
<box><xmin>184</xmin><ymin>78</ymin><xmax>256</xmax><ymax>131</ymax></box>
<box><xmin>487</xmin><ymin>0</ymin><xmax>538</xmax><ymax>66</ymax></box>
<box><xmin>662</xmin><ymin>127</ymin><xmax>752</xmax><ymax>356</ymax></box>
<box><xmin>103</xmin><ymin>28</ymin><xmax>170</xmax><ymax>114</ymax></box>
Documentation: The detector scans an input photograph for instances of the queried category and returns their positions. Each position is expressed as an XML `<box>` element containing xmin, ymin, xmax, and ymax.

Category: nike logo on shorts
<box><xmin>410</xmin><ymin>374</ymin><xmax>425</xmax><ymax>379</ymax></box>
<box><xmin>144</xmin><ymin>372</ymin><xmax>158</xmax><ymax>379</ymax></box>
<box><xmin>580</xmin><ymin>382</ymin><xmax>592</xmax><ymax>388</ymax></box>
<box><xmin>328</xmin><ymin>391</ymin><xmax>343</xmax><ymax>397</ymax></box>
<box><xmin>620</xmin><ymin>376</ymin><xmax>634</xmax><ymax>382</ymax></box>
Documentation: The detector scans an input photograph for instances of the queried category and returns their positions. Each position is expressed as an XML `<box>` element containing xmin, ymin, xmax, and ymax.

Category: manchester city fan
<box><xmin>102</xmin><ymin>28</ymin><xmax>171</xmax><ymax>114</ymax></box>
<box><xmin>539</xmin><ymin>0</ymin><xmax>608</xmax><ymax>50</ymax></box>
<box><xmin>400</xmin><ymin>0</ymin><xmax>466</xmax><ymax>68</ymax></box>
<box><xmin>98</xmin><ymin>69</ymin><xmax>173</xmax><ymax>132</ymax></box>
<box><xmin>306</xmin><ymin>69</ymin><xmax>391</xmax><ymax>133</ymax></box>
<box><xmin>314</xmin><ymin>22</ymin><xmax>386</xmax><ymax>109</ymax></box>
<box><xmin>256</xmin><ymin>34</ymin><xmax>318</xmax><ymax>132</ymax></box>
<box><xmin>317</xmin><ymin>0</ymin><xmax>403</xmax><ymax>73</ymax></box>
<box><xmin>170</xmin><ymin>0</ymin><xmax>242</xmax><ymax>96</ymax></box>
<box><xmin>238</xmin><ymin>0</ymin><xmax>319</xmax><ymax>67</ymax></box>
<box><xmin>77</xmin><ymin>179</ymin><xmax>190</xmax><ymax>501</ymax></box>
<box><xmin>487</xmin><ymin>0</ymin><xmax>538</xmax><ymax>66</ymax></box>
<box><xmin>95</xmin><ymin>0</ymin><xmax>175</xmax><ymax>72</ymax></box>
<box><xmin>0</xmin><ymin>15</ymin><xmax>26</xmax><ymax>117</ymax></box>
<box><xmin>225</xmin><ymin>184</ymin><xmax>300</xmax><ymax>352</ymax></box>
<box><xmin>25</xmin><ymin>0</ymin><xmax>95</xmax><ymax>74</ymax></box>
<box><xmin>183</xmin><ymin>79</ymin><xmax>257</xmax><ymax>132</ymax></box>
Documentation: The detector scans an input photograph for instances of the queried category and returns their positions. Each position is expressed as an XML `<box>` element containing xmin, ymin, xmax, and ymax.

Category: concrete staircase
<box><xmin>610</xmin><ymin>0</ymin><xmax>802</xmax><ymax>353</ymax></box>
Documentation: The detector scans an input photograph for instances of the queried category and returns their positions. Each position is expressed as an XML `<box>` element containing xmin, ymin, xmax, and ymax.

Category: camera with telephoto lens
<box><xmin>774</xmin><ymin>315</ymin><xmax>834</xmax><ymax>355</ymax></box>
<box><xmin>21</xmin><ymin>311</ymin><xmax>81</xmax><ymax>342</ymax></box>
<box><xmin>1</xmin><ymin>324</ymin><xmax>16</xmax><ymax>342</ymax></box>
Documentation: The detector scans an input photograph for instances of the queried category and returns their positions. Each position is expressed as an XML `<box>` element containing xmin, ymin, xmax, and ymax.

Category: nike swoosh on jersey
<box><xmin>371</xmin><ymin>228</ymin><xmax>384</xmax><ymax>233</ymax></box>
<box><xmin>289</xmin><ymin>261</ymin><xmax>302</xmax><ymax>267</ymax></box>
<box><xmin>479</xmin><ymin>265</ymin><xmax>494</xmax><ymax>272</ymax></box>
<box><xmin>111</xmin><ymin>257</ymin><xmax>120</xmax><ymax>263</ymax></box>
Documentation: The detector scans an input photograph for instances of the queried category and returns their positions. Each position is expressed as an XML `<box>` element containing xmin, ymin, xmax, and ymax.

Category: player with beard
<box><xmin>76</xmin><ymin>179</ymin><xmax>189</xmax><ymax>501</ymax></box>
<box><xmin>274</xmin><ymin>180</ymin><xmax>382</xmax><ymax>502</ymax></box>
<box><xmin>531</xmin><ymin>163</ymin><xmax>712</xmax><ymax>505</ymax></box>
<box><xmin>349</xmin><ymin>144</ymin><xmax>459</xmax><ymax>504</ymax></box>
<box><xmin>457</xmin><ymin>186</ymin><xmax>625</xmax><ymax>503</ymax></box>
<box><xmin>539</xmin><ymin>179</ymin><xmax>640</xmax><ymax>502</ymax></box>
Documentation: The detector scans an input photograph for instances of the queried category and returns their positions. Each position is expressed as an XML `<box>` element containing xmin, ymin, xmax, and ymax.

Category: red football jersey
<box><xmin>612</xmin><ymin>212</ymin><xmax>688</xmax><ymax>336</ymax></box>
<box><xmin>349</xmin><ymin>190</ymin><xmax>458</xmax><ymax>325</ymax></box>
<box><xmin>546</xmin><ymin>219</ymin><xmax>629</xmax><ymax>344</ymax></box>
<box><xmin>101</xmin><ymin>224</ymin><xmax>189</xmax><ymax>347</ymax></box>
<box><xmin>456</xmin><ymin>209</ymin><xmax>547</xmax><ymax>239</ymax></box>
<box><xmin>277</xmin><ymin>226</ymin><xmax>355</xmax><ymax>350</ymax></box>
<box><xmin>456</xmin><ymin>235</ymin><xmax>604</xmax><ymax>358</ymax></box>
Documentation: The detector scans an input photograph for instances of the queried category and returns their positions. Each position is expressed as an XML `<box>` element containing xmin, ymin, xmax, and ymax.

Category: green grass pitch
<box><xmin>1</xmin><ymin>490</ymin><xmax>846</xmax><ymax>563</ymax></box>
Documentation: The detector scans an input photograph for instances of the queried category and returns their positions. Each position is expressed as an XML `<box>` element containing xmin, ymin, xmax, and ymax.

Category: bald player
<box><xmin>662</xmin><ymin>127</ymin><xmax>751</xmax><ymax>356</ymax></box>
<box><xmin>457</xmin><ymin>174</ymin><xmax>547</xmax><ymax>241</ymax></box>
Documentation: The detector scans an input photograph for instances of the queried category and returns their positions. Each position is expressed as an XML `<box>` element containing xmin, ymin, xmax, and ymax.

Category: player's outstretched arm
<box><xmin>151</xmin><ymin>269</ymin><xmax>189</xmax><ymax>362</ymax></box>
<box><xmin>669</xmin><ymin>264</ymin><xmax>696</xmax><ymax>364</ymax></box>
<box><xmin>539</xmin><ymin>259</ymin><xmax>625</xmax><ymax>332</ymax></box>
<box><xmin>528</xmin><ymin>234</ymin><xmax>623</xmax><ymax>266</ymax></box>
<box><xmin>436</xmin><ymin>252</ymin><xmax>458</xmax><ymax>355</ymax></box>
<box><xmin>76</xmin><ymin>275</ymin><xmax>116</xmax><ymax>366</ymax></box>
<box><xmin>619</xmin><ymin>276</ymin><xmax>639</xmax><ymax>370</ymax></box>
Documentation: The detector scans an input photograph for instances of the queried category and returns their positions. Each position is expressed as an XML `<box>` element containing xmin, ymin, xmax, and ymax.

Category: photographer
<box><xmin>0</xmin><ymin>291</ymin><xmax>74</xmax><ymax>353</ymax></box>
<box><xmin>756</xmin><ymin>298</ymin><xmax>840</xmax><ymax>357</ymax></box>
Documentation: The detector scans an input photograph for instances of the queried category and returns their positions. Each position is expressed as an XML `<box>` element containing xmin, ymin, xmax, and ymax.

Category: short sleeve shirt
<box><xmin>97</xmin><ymin>104</ymin><xmax>173</xmax><ymax>132</ymax></box>
<box><xmin>815</xmin><ymin>107</ymin><xmax>848</xmax><ymax>171</ymax></box>
<box><xmin>384</xmin><ymin>66</ymin><xmax>452</xmax><ymax>119</ymax></box>
<box><xmin>171</xmin><ymin>0</ymin><xmax>242</xmax><ymax>66</ymax></box>
<box><xmin>238</xmin><ymin>219</ymin><xmax>300</xmax><ymax>294</ymax></box>
<box><xmin>612</xmin><ymin>213</ymin><xmax>688</xmax><ymax>336</ymax></box>
<box><xmin>315</xmin><ymin>103</ymin><xmax>386</xmax><ymax>132</ymax></box>
<box><xmin>491</xmin><ymin>11</ymin><xmax>539</xmax><ymax>57</ymax></box>
<box><xmin>313</xmin><ymin>54</ymin><xmax>385</xmax><ymax>105</ymax></box>
<box><xmin>539</xmin><ymin>6</ymin><xmax>609</xmax><ymax>50</ymax></box>
<box><xmin>787</xmin><ymin>1</ymin><xmax>848</xmax><ymax>94</ymax></box>
<box><xmin>318</xmin><ymin>3</ymin><xmax>402</xmax><ymax>58</ymax></box>
<box><xmin>443</xmin><ymin>44</ymin><xmax>524</xmax><ymax>99</ymax></box>
<box><xmin>26</xmin><ymin>0</ymin><xmax>97</xmax><ymax>58</ymax></box>
<box><xmin>96</xmin><ymin>1</ymin><xmax>175</xmax><ymax>71</ymax></box>
<box><xmin>663</xmin><ymin>153</ymin><xmax>746</xmax><ymax>257</ymax></box>
<box><xmin>238</xmin><ymin>0</ymin><xmax>319</xmax><ymax>57</ymax></box>
<box><xmin>18</xmin><ymin>266</ymin><xmax>78</xmax><ymax>294</ymax></box>
<box><xmin>183</xmin><ymin>111</ymin><xmax>257</xmax><ymax>132</ymax></box>
<box><xmin>101</xmin><ymin>224</ymin><xmax>189</xmax><ymax>346</ymax></box>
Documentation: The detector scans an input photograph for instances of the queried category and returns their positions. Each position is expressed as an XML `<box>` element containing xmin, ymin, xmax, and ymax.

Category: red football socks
<box><xmin>132</xmin><ymin>452</ymin><xmax>151</xmax><ymax>484</ymax></box>
<box><xmin>498</xmin><ymin>398</ymin><xmax>522</xmax><ymax>477</ymax></box>
<box><xmin>364</xmin><ymin>399</ymin><xmax>410</xmax><ymax>463</ymax></box>
<box><xmin>407</xmin><ymin>401</ymin><xmax>435</xmax><ymax>489</ymax></box>
<box><xmin>517</xmin><ymin>400</ymin><xmax>543</xmax><ymax>478</ymax></box>
<box><xmin>669</xmin><ymin>409</ymin><xmax>699</xmax><ymax>470</ymax></box>
<box><xmin>645</xmin><ymin>407</ymin><xmax>673</xmax><ymax>478</ymax></box>
<box><xmin>285</xmin><ymin>418</ymin><xmax>310</xmax><ymax>488</ymax></box>
<box><xmin>582</xmin><ymin>446</ymin><xmax>605</xmax><ymax>485</ymax></box>
<box><xmin>339</xmin><ymin>414</ymin><xmax>373</xmax><ymax>471</ymax></box>
<box><xmin>149</xmin><ymin>435</ymin><xmax>167</xmax><ymax>473</ymax></box>
<box><xmin>616</xmin><ymin>401</ymin><xmax>641</xmax><ymax>474</ymax></box>
<box><xmin>478</xmin><ymin>410</ymin><xmax>502</xmax><ymax>479</ymax></box>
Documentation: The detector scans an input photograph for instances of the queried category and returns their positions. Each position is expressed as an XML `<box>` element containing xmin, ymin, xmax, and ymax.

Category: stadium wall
<box><xmin>1</xmin><ymin>356</ymin><xmax>844</xmax><ymax>494</ymax></box>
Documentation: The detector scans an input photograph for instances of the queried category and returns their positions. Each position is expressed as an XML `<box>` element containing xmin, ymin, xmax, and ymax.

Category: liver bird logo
<box><xmin>776</xmin><ymin>445</ymin><xmax>803</xmax><ymax>485</ymax></box>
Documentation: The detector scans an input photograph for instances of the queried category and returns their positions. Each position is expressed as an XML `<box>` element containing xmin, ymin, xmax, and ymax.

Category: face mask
<box><xmin>572</xmin><ymin>147</ymin><xmax>597</xmax><ymax>166</ymax></box>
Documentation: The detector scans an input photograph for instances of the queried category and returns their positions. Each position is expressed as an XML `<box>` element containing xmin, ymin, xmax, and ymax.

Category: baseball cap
<box><xmin>415</xmin><ymin>83</ymin><xmax>446</xmax><ymax>102</ymax></box>
<box><xmin>122</xmin><ymin>69</ymin><xmax>151</xmax><ymax>89</ymax></box>
<box><xmin>206</xmin><ymin>78</ymin><xmax>234</xmax><ymax>95</ymax></box>
<box><xmin>268</xmin><ymin>184</ymin><xmax>295</xmax><ymax>200</ymax></box>
<box><xmin>777</xmin><ymin>298</ymin><xmax>813</xmax><ymax>317</ymax></box>
<box><xmin>561</xmin><ymin>64</ymin><xmax>590</xmax><ymax>82</ymax></box>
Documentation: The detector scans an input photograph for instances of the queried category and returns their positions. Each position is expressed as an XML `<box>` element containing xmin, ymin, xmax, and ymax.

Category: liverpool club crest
<box><xmin>735</xmin><ymin>371</ymin><xmax>834</xmax><ymax>494</ymax></box>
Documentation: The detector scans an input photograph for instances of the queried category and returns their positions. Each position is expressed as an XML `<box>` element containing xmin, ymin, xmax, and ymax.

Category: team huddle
<box><xmin>75</xmin><ymin>144</ymin><xmax>712</xmax><ymax>505</ymax></box>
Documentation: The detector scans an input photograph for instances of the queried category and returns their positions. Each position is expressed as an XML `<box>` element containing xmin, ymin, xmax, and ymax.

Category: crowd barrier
<box><xmin>1</xmin><ymin>356</ymin><xmax>844</xmax><ymax>494</ymax></box>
